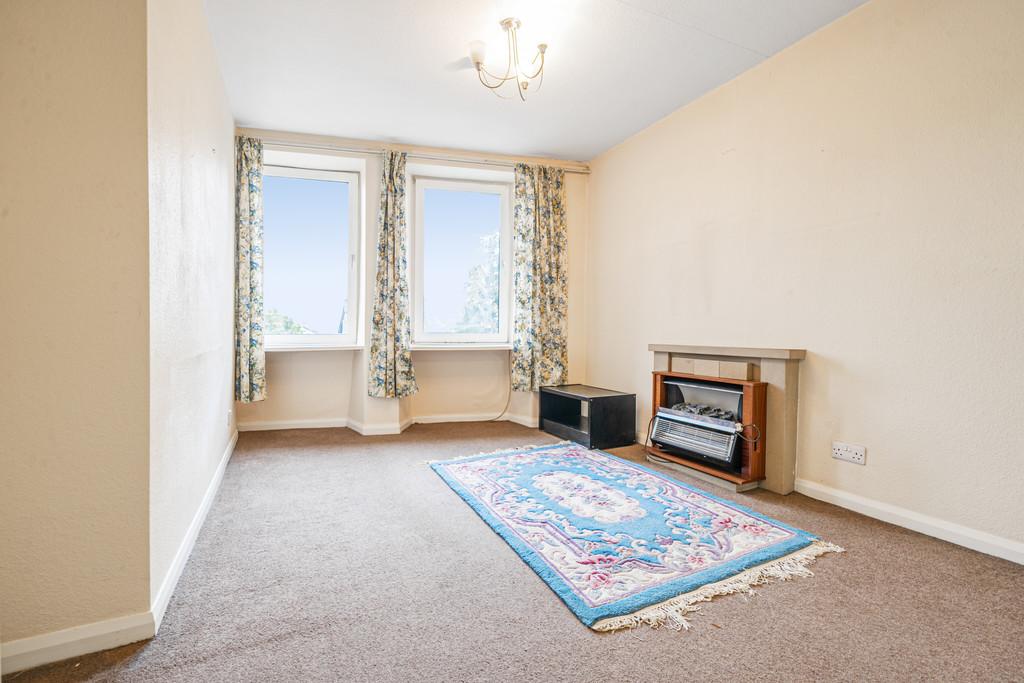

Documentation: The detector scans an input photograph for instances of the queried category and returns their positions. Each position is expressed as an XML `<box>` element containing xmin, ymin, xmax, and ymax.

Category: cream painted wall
<box><xmin>585</xmin><ymin>0</ymin><xmax>1024</xmax><ymax>543</ymax></box>
<box><xmin>147</xmin><ymin>0</ymin><xmax>236</xmax><ymax>609</ymax></box>
<box><xmin>0</xmin><ymin>0</ymin><xmax>152</xmax><ymax>641</ymax></box>
<box><xmin>236</xmin><ymin>351</ymin><xmax>355</xmax><ymax>427</ymax></box>
<box><xmin>405</xmin><ymin>350</ymin><xmax>513</xmax><ymax>420</ymax></box>
<box><xmin>237</xmin><ymin>158</ymin><xmax>589</xmax><ymax>430</ymax></box>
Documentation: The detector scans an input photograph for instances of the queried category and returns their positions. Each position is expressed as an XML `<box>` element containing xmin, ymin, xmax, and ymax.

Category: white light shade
<box><xmin>468</xmin><ymin>40</ymin><xmax>487</xmax><ymax>66</ymax></box>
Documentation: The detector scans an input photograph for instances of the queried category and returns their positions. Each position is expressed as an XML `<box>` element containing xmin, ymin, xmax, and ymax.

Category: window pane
<box><xmin>263</xmin><ymin>175</ymin><xmax>349</xmax><ymax>335</ymax></box>
<box><xmin>422</xmin><ymin>188</ymin><xmax>501</xmax><ymax>335</ymax></box>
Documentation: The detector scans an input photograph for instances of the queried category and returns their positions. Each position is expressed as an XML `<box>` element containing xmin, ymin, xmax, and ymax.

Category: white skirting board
<box><xmin>631</xmin><ymin>432</ymin><xmax>1022</xmax><ymax>565</ymax></box>
<box><xmin>406</xmin><ymin>412</ymin><xmax>539</xmax><ymax>428</ymax></box>
<box><xmin>151</xmin><ymin>431</ymin><xmax>238</xmax><ymax>628</ymax></box>
<box><xmin>795</xmin><ymin>478</ymin><xmax>1024</xmax><ymax>565</ymax></box>
<box><xmin>0</xmin><ymin>612</ymin><xmax>156</xmax><ymax>675</ymax></box>
<box><xmin>1</xmin><ymin>432</ymin><xmax>240</xmax><ymax>675</ymax></box>
<box><xmin>238</xmin><ymin>413</ymin><xmax>539</xmax><ymax>434</ymax></box>
<box><xmin>237</xmin><ymin>417</ymin><xmax>352</xmax><ymax>432</ymax></box>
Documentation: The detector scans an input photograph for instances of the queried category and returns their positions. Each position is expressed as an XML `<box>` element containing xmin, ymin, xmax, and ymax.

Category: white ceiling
<box><xmin>205</xmin><ymin>0</ymin><xmax>867</xmax><ymax>161</ymax></box>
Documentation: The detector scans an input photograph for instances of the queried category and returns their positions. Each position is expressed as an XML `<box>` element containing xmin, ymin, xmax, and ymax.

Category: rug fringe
<box><xmin>591</xmin><ymin>540</ymin><xmax>844</xmax><ymax>633</ymax></box>
<box><xmin>425</xmin><ymin>441</ymin><xmax>572</xmax><ymax>465</ymax></box>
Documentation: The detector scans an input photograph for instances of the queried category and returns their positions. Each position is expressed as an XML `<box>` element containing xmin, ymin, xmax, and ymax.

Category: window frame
<box><xmin>410</xmin><ymin>175</ymin><xmax>513</xmax><ymax>346</ymax></box>
<box><xmin>261</xmin><ymin>163</ymin><xmax>362</xmax><ymax>351</ymax></box>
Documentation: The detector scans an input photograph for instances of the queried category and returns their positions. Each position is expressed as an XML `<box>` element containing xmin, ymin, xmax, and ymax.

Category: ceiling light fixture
<box><xmin>468</xmin><ymin>18</ymin><xmax>547</xmax><ymax>101</ymax></box>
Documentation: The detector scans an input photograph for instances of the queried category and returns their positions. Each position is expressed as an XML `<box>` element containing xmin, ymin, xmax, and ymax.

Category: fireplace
<box><xmin>647</xmin><ymin>370</ymin><xmax>767</xmax><ymax>489</ymax></box>
<box><xmin>652</xmin><ymin>379</ymin><xmax>745</xmax><ymax>472</ymax></box>
<box><xmin>648</xmin><ymin>345</ymin><xmax>805</xmax><ymax>494</ymax></box>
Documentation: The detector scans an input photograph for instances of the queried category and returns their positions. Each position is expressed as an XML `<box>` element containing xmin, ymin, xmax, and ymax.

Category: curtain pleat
<box><xmin>234</xmin><ymin>136</ymin><xmax>266</xmax><ymax>403</ymax></box>
<box><xmin>368</xmin><ymin>151</ymin><xmax>418</xmax><ymax>398</ymax></box>
<box><xmin>511</xmin><ymin>163</ymin><xmax>568</xmax><ymax>392</ymax></box>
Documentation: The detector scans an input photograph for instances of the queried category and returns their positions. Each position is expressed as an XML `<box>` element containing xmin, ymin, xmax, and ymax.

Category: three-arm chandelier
<box><xmin>468</xmin><ymin>18</ymin><xmax>547</xmax><ymax>101</ymax></box>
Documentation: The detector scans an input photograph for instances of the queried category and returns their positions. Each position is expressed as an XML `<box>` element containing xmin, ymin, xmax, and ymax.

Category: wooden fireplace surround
<box><xmin>647</xmin><ymin>372</ymin><xmax>767</xmax><ymax>487</ymax></box>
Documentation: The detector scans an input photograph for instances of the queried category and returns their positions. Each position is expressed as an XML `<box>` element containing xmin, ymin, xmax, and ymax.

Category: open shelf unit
<box><xmin>539</xmin><ymin>384</ymin><xmax>635</xmax><ymax>450</ymax></box>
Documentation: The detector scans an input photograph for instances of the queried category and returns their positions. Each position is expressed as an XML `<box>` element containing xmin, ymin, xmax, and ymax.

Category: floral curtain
<box><xmin>368</xmin><ymin>151</ymin><xmax>418</xmax><ymax>398</ymax></box>
<box><xmin>234</xmin><ymin>136</ymin><xmax>266</xmax><ymax>402</ymax></box>
<box><xmin>511</xmin><ymin>163</ymin><xmax>568</xmax><ymax>392</ymax></box>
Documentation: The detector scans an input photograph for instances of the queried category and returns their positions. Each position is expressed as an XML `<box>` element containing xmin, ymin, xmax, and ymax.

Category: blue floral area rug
<box><xmin>430</xmin><ymin>441</ymin><xmax>842</xmax><ymax>632</ymax></box>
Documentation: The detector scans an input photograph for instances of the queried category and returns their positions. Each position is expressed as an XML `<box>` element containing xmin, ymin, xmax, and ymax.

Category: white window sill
<box><xmin>265</xmin><ymin>344</ymin><xmax>364</xmax><ymax>353</ymax></box>
<box><xmin>265</xmin><ymin>343</ymin><xmax>511</xmax><ymax>353</ymax></box>
<box><xmin>410</xmin><ymin>343</ymin><xmax>512</xmax><ymax>352</ymax></box>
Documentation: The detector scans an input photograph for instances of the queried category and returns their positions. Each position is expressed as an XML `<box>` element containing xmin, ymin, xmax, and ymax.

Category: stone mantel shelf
<box><xmin>648</xmin><ymin>344</ymin><xmax>806</xmax><ymax>361</ymax></box>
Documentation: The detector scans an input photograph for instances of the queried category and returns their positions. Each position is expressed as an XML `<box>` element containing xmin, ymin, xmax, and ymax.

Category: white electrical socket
<box><xmin>227</xmin><ymin>408</ymin><xmax>233</xmax><ymax>428</ymax></box>
<box><xmin>832</xmin><ymin>441</ymin><xmax>866</xmax><ymax>465</ymax></box>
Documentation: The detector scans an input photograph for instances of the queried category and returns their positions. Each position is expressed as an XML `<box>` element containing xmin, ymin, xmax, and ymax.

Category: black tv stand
<box><xmin>539</xmin><ymin>384</ymin><xmax>636</xmax><ymax>450</ymax></box>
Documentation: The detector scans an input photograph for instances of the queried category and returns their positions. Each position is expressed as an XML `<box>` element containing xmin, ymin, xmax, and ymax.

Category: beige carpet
<box><xmin>11</xmin><ymin>423</ymin><xmax>1024</xmax><ymax>682</ymax></box>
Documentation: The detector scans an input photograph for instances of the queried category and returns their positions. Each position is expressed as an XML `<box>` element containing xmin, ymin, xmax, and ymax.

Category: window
<box><xmin>411</xmin><ymin>177</ymin><xmax>512</xmax><ymax>345</ymax></box>
<box><xmin>262</xmin><ymin>163</ymin><xmax>360</xmax><ymax>349</ymax></box>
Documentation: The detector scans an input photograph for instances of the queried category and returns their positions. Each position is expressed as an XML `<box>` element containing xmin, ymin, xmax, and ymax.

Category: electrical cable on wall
<box><xmin>643</xmin><ymin>415</ymin><xmax>656</xmax><ymax>448</ymax></box>
<box><xmin>487</xmin><ymin>348</ymin><xmax>514</xmax><ymax>422</ymax></box>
